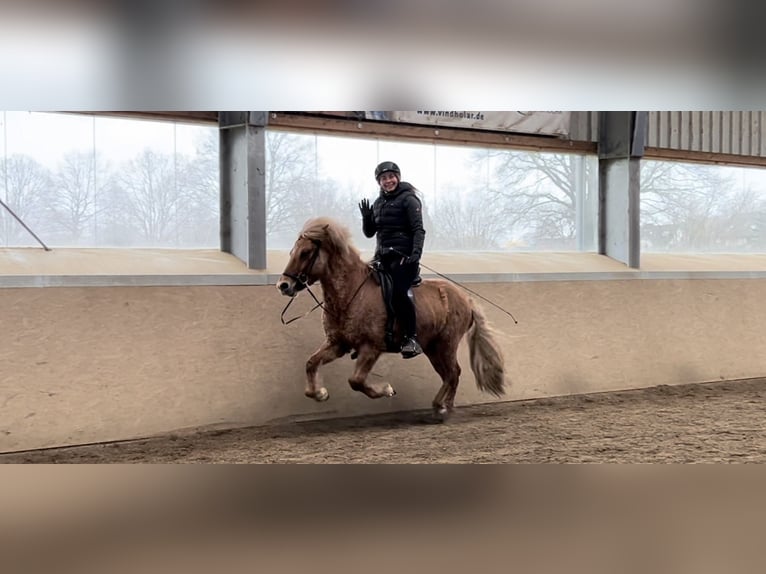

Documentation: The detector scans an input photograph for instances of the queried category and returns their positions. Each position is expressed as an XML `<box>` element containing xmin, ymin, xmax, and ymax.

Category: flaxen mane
<box><xmin>300</xmin><ymin>217</ymin><xmax>360</xmax><ymax>263</ymax></box>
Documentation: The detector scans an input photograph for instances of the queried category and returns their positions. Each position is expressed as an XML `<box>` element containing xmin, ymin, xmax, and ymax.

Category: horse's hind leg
<box><xmin>425</xmin><ymin>345</ymin><xmax>461</xmax><ymax>420</ymax></box>
<box><xmin>349</xmin><ymin>346</ymin><xmax>395</xmax><ymax>398</ymax></box>
<box><xmin>305</xmin><ymin>340</ymin><xmax>344</xmax><ymax>401</ymax></box>
<box><xmin>444</xmin><ymin>360</ymin><xmax>462</xmax><ymax>411</ymax></box>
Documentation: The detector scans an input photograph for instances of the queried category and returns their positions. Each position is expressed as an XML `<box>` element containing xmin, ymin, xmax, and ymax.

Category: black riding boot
<box><xmin>398</xmin><ymin>290</ymin><xmax>422</xmax><ymax>359</ymax></box>
<box><xmin>387</xmin><ymin>259</ymin><xmax>422</xmax><ymax>358</ymax></box>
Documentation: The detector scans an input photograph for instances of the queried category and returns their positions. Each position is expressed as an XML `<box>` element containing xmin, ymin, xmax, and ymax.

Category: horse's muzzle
<box><xmin>277</xmin><ymin>277</ymin><xmax>308</xmax><ymax>297</ymax></box>
<box><xmin>277</xmin><ymin>279</ymin><xmax>295</xmax><ymax>297</ymax></box>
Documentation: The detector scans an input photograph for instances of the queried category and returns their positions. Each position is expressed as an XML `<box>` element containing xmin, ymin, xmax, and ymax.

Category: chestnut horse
<box><xmin>276</xmin><ymin>217</ymin><xmax>507</xmax><ymax>419</ymax></box>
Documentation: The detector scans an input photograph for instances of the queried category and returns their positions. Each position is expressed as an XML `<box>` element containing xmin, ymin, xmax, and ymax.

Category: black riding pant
<box><xmin>383</xmin><ymin>258</ymin><xmax>419</xmax><ymax>337</ymax></box>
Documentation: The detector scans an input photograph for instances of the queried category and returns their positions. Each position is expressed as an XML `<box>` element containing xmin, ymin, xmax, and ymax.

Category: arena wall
<box><xmin>2</xmin><ymin>249</ymin><xmax>766</xmax><ymax>452</ymax></box>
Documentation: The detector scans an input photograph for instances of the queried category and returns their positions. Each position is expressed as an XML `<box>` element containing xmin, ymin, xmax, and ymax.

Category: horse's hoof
<box><xmin>432</xmin><ymin>406</ymin><xmax>449</xmax><ymax>422</ymax></box>
<box><xmin>306</xmin><ymin>388</ymin><xmax>329</xmax><ymax>401</ymax></box>
<box><xmin>382</xmin><ymin>383</ymin><xmax>396</xmax><ymax>397</ymax></box>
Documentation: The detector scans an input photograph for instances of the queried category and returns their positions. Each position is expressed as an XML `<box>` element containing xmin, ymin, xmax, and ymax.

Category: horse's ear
<box><xmin>322</xmin><ymin>224</ymin><xmax>329</xmax><ymax>230</ymax></box>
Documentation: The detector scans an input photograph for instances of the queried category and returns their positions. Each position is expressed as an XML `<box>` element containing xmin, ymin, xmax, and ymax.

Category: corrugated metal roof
<box><xmin>646</xmin><ymin>111</ymin><xmax>766</xmax><ymax>157</ymax></box>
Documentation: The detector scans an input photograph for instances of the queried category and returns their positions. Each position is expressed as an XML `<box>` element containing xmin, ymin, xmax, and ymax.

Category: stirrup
<box><xmin>400</xmin><ymin>337</ymin><xmax>422</xmax><ymax>359</ymax></box>
<box><xmin>401</xmin><ymin>348</ymin><xmax>422</xmax><ymax>359</ymax></box>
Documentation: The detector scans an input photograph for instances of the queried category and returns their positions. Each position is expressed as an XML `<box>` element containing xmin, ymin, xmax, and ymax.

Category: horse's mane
<box><xmin>300</xmin><ymin>217</ymin><xmax>361</xmax><ymax>263</ymax></box>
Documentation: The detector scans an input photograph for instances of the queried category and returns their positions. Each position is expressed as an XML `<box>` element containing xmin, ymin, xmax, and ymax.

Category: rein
<box><xmin>280</xmin><ymin>283</ymin><xmax>325</xmax><ymax>325</ymax></box>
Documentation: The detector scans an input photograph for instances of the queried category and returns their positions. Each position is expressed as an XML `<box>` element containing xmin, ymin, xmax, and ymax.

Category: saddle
<box><xmin>369</xmin><ymin>261</ymin><xmax>421</xmax><ymax>352</ymax></box>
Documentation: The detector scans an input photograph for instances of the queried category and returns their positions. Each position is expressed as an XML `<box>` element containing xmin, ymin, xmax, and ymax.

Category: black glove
<box><xmin>358</xmin><ymin>198</ymin><xmax>373</xmax><ymax>220</ymax></box>
<box><xmin>392</xmin><ymin>251</ymin><xmax>419</xmax><ymax>266</ymax></box>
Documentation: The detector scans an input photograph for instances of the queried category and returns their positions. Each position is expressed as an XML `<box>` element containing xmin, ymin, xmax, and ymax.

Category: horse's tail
<box><xmin>467</xmin><ymin>303</ymin><xmax>506</xmax><ymax>397</ymax></box>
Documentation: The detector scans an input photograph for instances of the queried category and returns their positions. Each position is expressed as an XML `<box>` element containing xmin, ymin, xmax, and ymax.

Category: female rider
<box><xmin>359</xmin><ymin>161</ymin><xmax>425</xmax><ymax>359</ymax></box>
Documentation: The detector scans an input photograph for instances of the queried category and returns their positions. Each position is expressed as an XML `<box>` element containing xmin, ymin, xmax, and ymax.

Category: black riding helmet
<box><xmin>375</xmin><ymin>161</ymin><xmax>401</xmax><ymax>181</ymax></box>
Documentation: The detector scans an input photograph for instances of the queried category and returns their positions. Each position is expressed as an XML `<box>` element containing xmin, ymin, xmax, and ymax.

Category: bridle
<box><xmin>280</xmin><ymin>235</ymin><xmax>323</xmax><ymax>325</ymax></box>
<box><xmin>280</xmin><ymin>235</ymin><xmax>370</xmax><ymax>325</ymax></box>
<box><xmin>280</xmin><ymin>235</ymin><xmax>322</xmax><ymax>289</ymax></box>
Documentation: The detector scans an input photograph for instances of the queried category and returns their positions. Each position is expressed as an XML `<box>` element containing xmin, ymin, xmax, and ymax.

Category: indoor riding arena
<box><xmin>3</xmin><ymin>111</ymin><xmax>766</xmax><ymax>463</ymax></box>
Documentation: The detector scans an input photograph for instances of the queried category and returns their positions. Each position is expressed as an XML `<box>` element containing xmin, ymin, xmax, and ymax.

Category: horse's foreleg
<box><xmin>305</xmin><ymin>340</ymin><xmax>344</xmax><ymax>402</ymax></box>
<box><xmin>348</xmin><ymin>346</ymin><xmax>394</xmax><ymax>399</ymax></box>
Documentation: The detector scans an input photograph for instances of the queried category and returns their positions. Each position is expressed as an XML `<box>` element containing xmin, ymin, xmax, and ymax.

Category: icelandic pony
<box><xmin>276</xmin><ymin>217</ymin><xmax>506</xmax><ymax>419</ymax></box>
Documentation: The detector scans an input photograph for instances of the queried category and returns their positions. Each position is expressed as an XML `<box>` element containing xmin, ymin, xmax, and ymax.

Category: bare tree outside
<box><xmin>174</xmin><ymin>130</ymin><xmax>219</xmax><ymax>247</ymax></box>
<box><xmin>110</xmin><ymin>149</ymin><xmax>180</xmax><ymax>245</ymax></box>
<box><xmin>0</xmin><ymin>114</ymin><xmax>222</xmax><ymax>248</ymax></box>
<box><xmin>0</xmin><ymin>154</ymin><xmax>51</xmax><ymax>246</ymax></box>
<box><xmin>640</xmin><ymin>161</ymin><xmax>766</xmax><ymax>252</ymax></box>
<box><xmin>429</xmin><ymin>180</ymin><xmax>508</xmax><ymax>250</ymax></box>
<box><xmin>52</xmin><ymin>152</ymin><xmax>96</xmax><ymax>244</ymax></box>
<box><xmin>294</xmin><ymin>177</ymin><xmax>360</xmax><ymax>237</ymax></box>
<box><xmin>264</xmin><ymin>131</ymin><xmax>373</xmax><ymax>250</ymax></box>
<box><xmin>44</xmin><ymin>151</ymin><xmax>118</xmax><ymax>246</ymax></box>
<box><xmin>95</xmin><ymin>137</ymin><xmax>219</xmax><ymax>248</ymax></box>
<box><xmin>427</xmin><ymin>149</ymin><xmax>597</xmax><ymax>251</ymax></box>
<box><xmin>265</xmin><ymin>131</ymin><xmax>316</xmax><ymax>247</ymax></box>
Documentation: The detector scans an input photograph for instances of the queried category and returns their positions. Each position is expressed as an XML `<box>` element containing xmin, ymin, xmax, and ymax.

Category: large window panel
<box><xmin>2</xmin><ymin>112</ymin><xmax>94</xmax><ymax>247</ymax></box>
<box><xmin>94</xmin><ymin>117</ymin><xmax>218</xmax><ymax>248</ymax></box>
<box><xmin>265</xmin><ymin>129</ymin><xmax>598</xmax><ymax>254</ymax></box>
<box><xmin>0</xmin><ymin>112</ymin><xmax>219</xmax><ymax>248</ymax></box>
<box><xmin>641</xmin><ymin>160</ymin><xmax>766</xmax><ymax>253</ymax></box>
<box><xmin>477</xmin><ymin>149</ymin><xmax>598</xmax><ymax>251</ymax></box>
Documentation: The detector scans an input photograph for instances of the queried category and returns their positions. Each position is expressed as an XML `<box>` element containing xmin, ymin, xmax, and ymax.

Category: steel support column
<box><xmin>219</xmin><ymin>112</ymin><xmax>268</xmax><ymax>270</ymax></box>
<box><xmin>598</xmin><ymin>111</ymin><xmax>647</xmax><ymax>268</ymax></box>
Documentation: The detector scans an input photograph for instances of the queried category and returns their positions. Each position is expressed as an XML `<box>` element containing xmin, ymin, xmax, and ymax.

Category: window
<box><xmin>265</xmin><ymin>129</ymin><xmax>598</xmax><ymax>253</ymax></box>
<box><xmin>0</xmin><ymin>112</ymin><xmax>219</xmax><ymax>248</ymax></box>
<box><xmin>641</xmin><ymin>160</ymin><xmax>766</xmax><ymax>253</ymax></box>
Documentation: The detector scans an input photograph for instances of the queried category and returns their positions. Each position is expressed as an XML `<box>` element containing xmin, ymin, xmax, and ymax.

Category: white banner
<box><xmin>365</xmin><ymin>111</ymin><xmax>571</xmax><ymax>136</ymax></box>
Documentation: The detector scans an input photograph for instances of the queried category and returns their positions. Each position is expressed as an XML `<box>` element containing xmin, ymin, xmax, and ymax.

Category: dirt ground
<box><xmin>3</xmin><ymin>378</ymin><xmax>766</xmax><ymax>463</ymax></box>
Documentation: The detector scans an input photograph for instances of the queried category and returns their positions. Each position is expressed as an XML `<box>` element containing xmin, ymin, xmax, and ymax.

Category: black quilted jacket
<box><xmin>362</xmin><ymin>182</ymin><xmax>426</xmax><ymax>262</ymax></box>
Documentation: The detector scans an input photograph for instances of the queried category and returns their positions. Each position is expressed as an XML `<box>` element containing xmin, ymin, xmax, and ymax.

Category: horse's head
<box><xmin>277</xmin><ymin>232</ymin><xmax>326</xmax><ymax>297</ymax></box>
